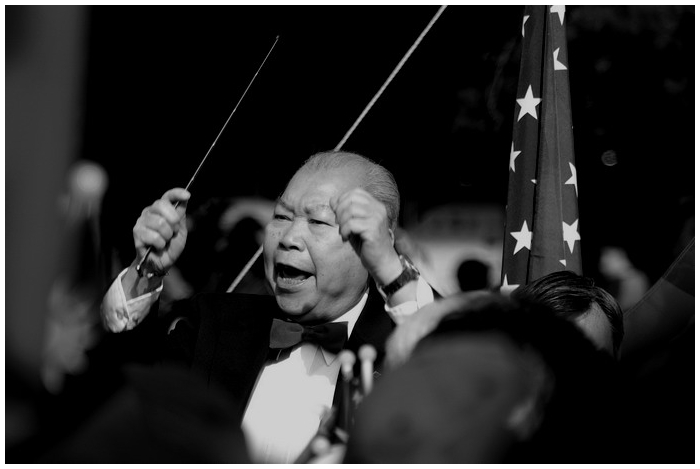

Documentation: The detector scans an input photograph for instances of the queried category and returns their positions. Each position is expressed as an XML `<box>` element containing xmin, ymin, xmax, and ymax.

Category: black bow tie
<box><xmin>268</xmin><ymin>318</ymin><xmax>348</xmax><ymax>362</ymax></box>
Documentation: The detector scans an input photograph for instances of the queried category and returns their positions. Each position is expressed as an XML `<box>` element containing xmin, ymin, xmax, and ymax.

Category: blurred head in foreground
<box><xmin>41</xmin><ymin>365</ymin><xmax>250</xmax><ymax>463</ymax></box>
<box><xmin>347</xmin><ymin>291</ymin><xmax>621</xmax><ymax>463</ymax></box>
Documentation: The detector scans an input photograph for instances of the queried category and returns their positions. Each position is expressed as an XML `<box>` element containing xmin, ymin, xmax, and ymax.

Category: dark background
<box><xmin>78</xmin><ymin>5</ymin><xmax>694</xmax><ymax>284</ymax></box>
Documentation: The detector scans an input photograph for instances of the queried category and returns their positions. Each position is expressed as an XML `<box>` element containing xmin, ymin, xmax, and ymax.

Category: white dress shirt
<box><xmin>100</xmin><ymin>269</ymin><xmax>434</xmax><ymax>462</ymax></box>
<box><xmin>241</xmin><ymin>294</ymin><xmax>366</xmax><ymax>463</ymax></box>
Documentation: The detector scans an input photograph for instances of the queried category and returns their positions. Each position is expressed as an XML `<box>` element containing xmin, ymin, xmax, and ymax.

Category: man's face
<box><xmin>574</xmin><ymin>303</ymin><xmax>616</xmax><ymax>357</ymax></box>
<box><xmin>263</xmin><ymin>168</ymin><xmax>369</xmax><ymax>323</ymax></box>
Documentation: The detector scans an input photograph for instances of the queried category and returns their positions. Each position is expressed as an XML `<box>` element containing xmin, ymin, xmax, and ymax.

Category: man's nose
<box><xmin>280</xmin><ymin>219</ymin><xmax>306</xmax><ymax>251</ymax></box>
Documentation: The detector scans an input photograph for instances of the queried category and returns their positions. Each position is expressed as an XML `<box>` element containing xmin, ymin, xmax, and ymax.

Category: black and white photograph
<box><xmin>6</xmin><ymin>3</ymin><xmax>695</xmax><ymax>464</ymax></box>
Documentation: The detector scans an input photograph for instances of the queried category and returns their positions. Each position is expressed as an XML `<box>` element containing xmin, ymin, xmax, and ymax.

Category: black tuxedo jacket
<box><xmin>154</xmin><ymin>287</ymin><xmax>395</xmax><ymax>424</ymax></box>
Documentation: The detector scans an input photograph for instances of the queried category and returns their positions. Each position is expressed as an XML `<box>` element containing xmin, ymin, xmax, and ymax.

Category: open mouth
<box><xmin>275</xmin><ymin>263</ymin><xmax>313</xmax><ymax>288</ymax></box>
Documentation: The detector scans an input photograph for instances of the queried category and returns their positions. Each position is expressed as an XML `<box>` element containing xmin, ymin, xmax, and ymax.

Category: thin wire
<box><xmin>334</xmin><ymin>5</ymin><xmax>447</xmax><ymax>151</ymax></box>
<box><xmin>227</xmin><ymin>7</ymin><xmax>447</xmax><ymax>293</ymax></box>
<box><xmin>185</xmin><ymin>35</ymin><xmax>280</xmax><ymax>192</ymax></box>
<box><xmin>137</xmin><ymin>36</ymin><xmax>279</xmax><ymax>275</ymax></box>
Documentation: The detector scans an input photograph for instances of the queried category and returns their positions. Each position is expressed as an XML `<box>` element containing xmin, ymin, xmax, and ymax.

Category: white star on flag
<box><xmin>511</xmin><ymin>220</ymin><xmax>533</xmax><ymax>255</ymax></box>
<box><xmin>500</xmin><ymin>275</ymin><xmax>520</xmax><ymax>295</ymax></box>
<box><xmin>509</xmin><ymin>142</ymin><xmax>522</xmax><ymax>172</ymax></box>
<box><xmin>562</xmin><ymin>219</ymin><xmax>581</xmax><ymax>254</ymax></box>
<box><xmin>565</xmin><ymin>162</ymin><xmax>578</xmax><ymax>197</ymax></box>
<box><xmin>550</xmin><ymin>5</ymin><xmax>565</xmax><ymax>25</ymax></box>
<box><xmin>522</xmin><ymin>15</ymin><xmax>530</xmax><ymax>37</ymax></box>
<box><xmin>516</xmin><ymin>85</ymin><xmax>542</xmax><ymax>121</ymax></box>
<box><xmin>553</xmin><ymin>47</ymin><xmax>567</xmax><ymax>70</ymax></box>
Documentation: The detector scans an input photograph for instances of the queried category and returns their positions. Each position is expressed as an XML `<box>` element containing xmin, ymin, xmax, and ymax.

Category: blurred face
<box><xmin>574</xmin><ymin>303</ymin><xmax>615</xmax><ymax>357</ymax></box>
<box><xmin>263</xmin><ymin>168</ymin><xmax>369</xmax><ymax>323</ymax></box>
<box><xmin>598</xmin><ymin>246</ymin><xmax>631</xmax><ymax>278</ymax></box>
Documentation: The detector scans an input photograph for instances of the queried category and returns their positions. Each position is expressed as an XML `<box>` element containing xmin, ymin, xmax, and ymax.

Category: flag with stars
<box><xmin>501</xmin><ymin>5</ymin><xmax>581</xmax><ymax>293</ymax></box>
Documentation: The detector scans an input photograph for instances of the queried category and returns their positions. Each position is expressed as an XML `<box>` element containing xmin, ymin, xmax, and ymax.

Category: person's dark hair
<box><xmin>296</xmin><ymin>151</ymin><xmax>400</xmax><ymax>231</ymax></box>
<box><xmin>511</xmin><ymin>271</ymin><xmax>623</xmax><ymax>356</ymax></box>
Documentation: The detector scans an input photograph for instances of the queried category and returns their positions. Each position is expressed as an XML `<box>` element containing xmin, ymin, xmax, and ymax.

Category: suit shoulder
<box><xmin>188</xmin><ymin>292</ymin><xmax>278</xmax><ymax>328</ymax></box>
<box><xmin>190</xmin><ymin>292</ymin><xmax>277</xmax><ymax>309</ymax></box>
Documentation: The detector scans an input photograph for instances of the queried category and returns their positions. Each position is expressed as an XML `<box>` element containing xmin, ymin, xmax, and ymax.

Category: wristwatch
<box><xmin>377</xmin><ymin>255</ymin><xmax>420</xmax><ymax>297</ymax></box>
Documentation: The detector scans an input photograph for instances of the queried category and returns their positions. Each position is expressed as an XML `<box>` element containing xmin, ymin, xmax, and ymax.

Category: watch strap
<box><xmin>378</xmin><ymin>255</ymin><xmax>420</xmax><ymax>297</ymax></box>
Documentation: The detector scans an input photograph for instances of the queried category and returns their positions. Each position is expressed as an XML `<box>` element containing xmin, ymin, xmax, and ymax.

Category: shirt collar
<box><xmin>320</xmin><ymin>290</ymin><xmax>368</xmax><ymax>365</ymax></box>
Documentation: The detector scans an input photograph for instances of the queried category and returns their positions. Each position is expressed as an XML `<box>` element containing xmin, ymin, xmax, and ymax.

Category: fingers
<box><xmin>338</xmin><ymin>217</ymin><xmax>376</xmax><ymax>243</ymax></box>
<box><xmin>151</xmin><ymin>188</ymin><xmax>190</xmax><ymax>223</ymax></box>
<box><xmin>162</xmin><ymin>187</ymin><xmax>191</xmax><ymax>206</ymax></box>
<box><xmin>133</xmin><ymin>223</ymin><xmax>168</xmax><ymax>250</ymax></box>
<box><xmin>331</xmin><ymin>189</ymin><xmax>388</xmax><ymax>241</ymax></box>
<box><xmin>134</xmin><ymin>211</ymin><xmax>174</xmax><ymax>247</ymax></box>
<box><xmin>133</xmin><ymin>188</ymin><xmax>190</xmax><ymax>249</ymax></box>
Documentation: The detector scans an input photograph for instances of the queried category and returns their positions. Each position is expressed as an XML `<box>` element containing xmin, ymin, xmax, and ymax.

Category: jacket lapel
<box><xmin>191</xmin><ymin>293</ymin><xmax>276</xmax><ymax>422</ymax></box>
<box><xmin>332</xmin><ymin>286</ymin><xmax>395</xmax><ymax>418</ymax></box>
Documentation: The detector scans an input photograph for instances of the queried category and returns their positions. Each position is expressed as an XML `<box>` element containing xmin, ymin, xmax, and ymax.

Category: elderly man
<box><xmin>100</xmin><ymin>150</ymin><xmax>434</xmax><ymax>463</ymax></box>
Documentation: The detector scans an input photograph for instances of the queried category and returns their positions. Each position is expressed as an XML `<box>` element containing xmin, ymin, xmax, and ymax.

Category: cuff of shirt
<box><xmin>384</xmin><ymin>276</ymin><xmax>434</xmax><ymax>325</ymax></box>
<box><xmin>101</xmin><ymin>268</ymin><xmax>163</xmax><ymax>332</ymax></box>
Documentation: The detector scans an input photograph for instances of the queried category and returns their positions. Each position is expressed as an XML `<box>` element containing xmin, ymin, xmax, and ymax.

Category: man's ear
<box><xmin>389</xmin><ymin>228</ymin><xmax>395</xmax><ymax>246</ymax></box>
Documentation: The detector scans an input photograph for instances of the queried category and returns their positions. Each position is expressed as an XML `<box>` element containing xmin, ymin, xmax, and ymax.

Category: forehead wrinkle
<box><xmin>276</xmin><ymin>197</ymin><xmax>294</xmax><ymax>211</ymax></box>
<box><xmin>276</xmin><ymin>197</ymin><xmax>331</xmax><ymax>216</ymax></box>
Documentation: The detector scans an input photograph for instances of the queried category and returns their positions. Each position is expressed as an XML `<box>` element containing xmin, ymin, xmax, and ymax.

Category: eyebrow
<box><xmin>276</xmin><ymin>198</ymin><xmax>292</xmax><ymax>211</ymax></box>
<box><xmin>306</xmin><ymin>203</ymin><xmax>332</xmax><ymax>214</ymax></box>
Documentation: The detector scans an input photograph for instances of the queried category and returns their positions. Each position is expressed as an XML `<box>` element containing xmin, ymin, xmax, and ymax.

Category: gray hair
<box><xmin>296</xmin><ymin>151</ymin><xmax>400</xmax><ymax>230</ymax></box>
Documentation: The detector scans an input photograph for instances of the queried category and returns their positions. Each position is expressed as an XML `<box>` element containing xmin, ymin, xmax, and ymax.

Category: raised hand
<box><xmin>330</xmin><ymin>188</ymin><xmax>402</xmax><ymax>287</ymax></box>
<box><xmin>133</xmin><ymin>188</ymin><xmax>190</xmax><ymax>275</ymax></box>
